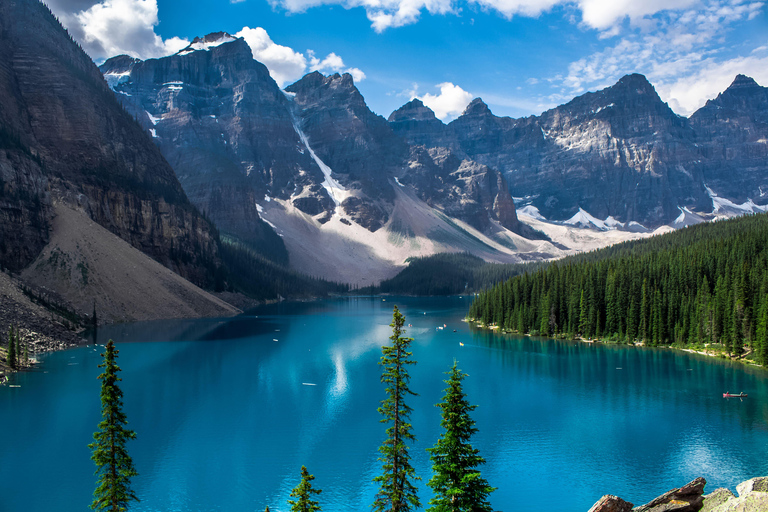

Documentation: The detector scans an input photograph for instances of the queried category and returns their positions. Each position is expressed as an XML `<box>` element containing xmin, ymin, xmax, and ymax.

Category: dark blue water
<box><xmin>2</xmin><ymin>296</ymin><xmax>768</xmax><ymax>512</ymax></box>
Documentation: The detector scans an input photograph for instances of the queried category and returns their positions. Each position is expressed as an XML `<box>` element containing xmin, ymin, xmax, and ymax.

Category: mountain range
<box><xmin>2</xmin><ymin>1</ymin><xmax>768</xmax><ymax>330</ymax></box>
<box><xmin>98</xmin><ymin>32</ymin><xmax>768</xmax><ymax>284</ymax></box>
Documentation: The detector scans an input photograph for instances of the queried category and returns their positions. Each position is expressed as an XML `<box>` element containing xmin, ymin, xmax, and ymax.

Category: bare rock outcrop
<box><xmin>590</xmin><ymin>476</ymin><xmax>768</xmax><ymax>512</ymax></box>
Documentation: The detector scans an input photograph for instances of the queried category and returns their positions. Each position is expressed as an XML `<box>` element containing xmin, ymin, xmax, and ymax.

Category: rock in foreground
<box><xmin>588</xmin><ymin>476</ymin><xmax>768</xmax><ymax>512</ymax></box>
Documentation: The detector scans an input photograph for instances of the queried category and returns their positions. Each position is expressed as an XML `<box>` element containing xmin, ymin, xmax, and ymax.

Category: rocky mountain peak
<box><xmin>694</xmin><ymin>75</ymin><xmax>768</xmax><ymax>120</ymax></box>
<box><xmin>388</xmin><ymin>98</ymin><xmax>439</xmax><ymax>122</ymax></box>
<box><xmin>727</xmin><ymin>74</ymin><xmax>760</xmax><ymax>91</ymax></box>
<box><xmin>177</xmin><ymin>32</ymin><xmax>238</xmax><ymax>55</ymax></box>
<box><xmin>462</xmin><ymin>98</ymin><xmax>493</xmax><ymax>117</ymax></box>
<box><xmin>613</xmin><ymin>73</ymin><xmax>656</xmax><ymax>95</ymax></box>
<box><xmin>100</xmin><ymin>54</ymin><xmax>140</xmax><ymax>75</ymax></box>
<box><xmin>286</xmin><ymin>70</ymin><xmax>367</xmax><ymax>110</ymax></box>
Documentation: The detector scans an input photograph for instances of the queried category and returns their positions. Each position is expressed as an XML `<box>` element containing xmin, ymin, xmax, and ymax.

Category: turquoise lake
<box><xmin>3</xmin><ymin>296</ymin><xmax>768</xmax><ymax>511</ymax></box>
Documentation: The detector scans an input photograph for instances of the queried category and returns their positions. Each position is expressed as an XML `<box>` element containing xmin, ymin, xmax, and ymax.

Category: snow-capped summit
<box><xmin>177</xmin><ymin>32</ymin><xmax>237</xmax><ymax>55</ymax></box>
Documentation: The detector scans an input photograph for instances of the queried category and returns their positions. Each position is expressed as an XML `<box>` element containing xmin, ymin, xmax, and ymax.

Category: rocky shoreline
<box><xmin>589</xmin><ymin>476</ymin><xmax>768</xmax><ymax>512</ymax></box>
<box><xmin>0</xmin><ymin>270</ymin><xmax>88</xmax><ymax>378</ymax></box>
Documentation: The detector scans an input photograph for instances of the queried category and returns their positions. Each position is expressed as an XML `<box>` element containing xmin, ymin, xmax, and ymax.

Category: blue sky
<box><xmin>46</xmin><ymin>0</ymin><xmax>767</xmax><ymax>120</ymax></box>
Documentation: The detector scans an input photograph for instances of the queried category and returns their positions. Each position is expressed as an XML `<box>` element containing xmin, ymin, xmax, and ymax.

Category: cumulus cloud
<box><xmin>415</xmin><ymin>82</ymin><xmax>474</xmax><ymax>120</ymax></box>
<box><xmin>50</xmin><ymin>0</ymin><xmax>189</xmax><ymax>61</ymax></box>
<box><xmin>306</xmin><ymin>50</ymin><xmax>367</xmax><ymax>81</ymax></box>
<box><xmin>230</xmin><ymin>34</ymin><xmax>366</xmax><ymax>87</ymax></box>
<box><xmin>235</xmin><ymin>27</ymin><xmax>308</xmax><ymax>86</ymax></box>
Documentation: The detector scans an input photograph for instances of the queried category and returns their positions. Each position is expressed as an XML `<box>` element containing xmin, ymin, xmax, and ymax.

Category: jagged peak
<box><xmin>177</xmin><ymin>32</ymin><xmax>238</xmax><ymax>55</ymax></box>
<box><xmin>99</xmin><ymin>54</ymin><xmax>141</xmax><ymax>75</ymax></box>
<box><xmin>388</xmin><ymin>98</ymin><xmax>438</xmax><ymax>123</ymax></box>
<box><xmin>726</xmin><ymin>74</ymin><xmax>760</xmax><ymax>91</ymax></box>
<box><xmin>612</xmin><ymin>73</ymin><xmax>656</xmax><ymax>95</ymax></box>
<box><xmin>461</xmin><ymin>98</ymin><xmax>492</xmax><ymax>117</ymax></box>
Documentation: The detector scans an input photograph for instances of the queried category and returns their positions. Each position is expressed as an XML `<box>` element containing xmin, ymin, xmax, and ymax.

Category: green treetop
<box><xmin>373</xmin><ymin>306</ymin><xmax>420</xmax><ymax>512</ymax></box>
<box><xmin>427</xmin><ymin>362</ymin><xmax>495</xmax><ymax>512</ymax></box>
<box><xmin>287</xmin><ymin>466</ymin><xmax>322</xmax><ymax>512</ymax></box>
<box><xmin>89</xmin><ymin>340</ymin><xmax>138</xmax><ymax>511</ymax></box>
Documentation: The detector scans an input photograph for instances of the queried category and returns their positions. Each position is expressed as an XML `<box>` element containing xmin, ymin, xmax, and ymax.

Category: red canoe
<box><xmin>723</xmin><ymin>392</ymin><xmax>748</xmax><ymax>398</ymax></box>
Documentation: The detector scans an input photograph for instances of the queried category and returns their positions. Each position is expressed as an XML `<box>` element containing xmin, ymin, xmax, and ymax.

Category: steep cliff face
<box><xmin>391</xmin><ymin>73</ymin><xmax>767</xmax><ymax>227</ymax></box>
<box><xmin>403</xmin><ymin>147</ymin><xmax>519</xmax><ymax>233</ymax></box>
<box><xmin>0</xmin><ymin>0</ymin><xmax>219</xmax><ymax>284</ymax></box>
<box><xmin>101</xmin><ymin>35</ymin><xmax>299</xmax><ymax>262</ymax></box>
<box><xmin>689</xmin><ymin>75</ymin><xmax>768</xmax><ymax>206</ymax></box>
<box><xmin>285</xmin><ymin>71</ymin><xmax>410</xmax><ymax>230</ymax></box>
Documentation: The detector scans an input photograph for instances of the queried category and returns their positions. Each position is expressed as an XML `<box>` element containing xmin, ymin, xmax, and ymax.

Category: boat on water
<box><xmin>723</xmin><ymin>392</ymin><xmax>748</xmax><ymax>398</ymax></box>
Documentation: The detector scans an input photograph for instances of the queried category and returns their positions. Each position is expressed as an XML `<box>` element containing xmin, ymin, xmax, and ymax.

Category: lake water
<box><xmin>2</xmin><ymin>296</ymin><xmax>768</xmax><ymax>512</ymax></box>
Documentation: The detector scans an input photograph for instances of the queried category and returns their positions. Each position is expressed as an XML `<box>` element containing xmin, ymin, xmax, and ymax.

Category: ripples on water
<box><xmin>2</xmin><ymin>296</ymin><xmax>768</xmax><ymax>511</ymax></box>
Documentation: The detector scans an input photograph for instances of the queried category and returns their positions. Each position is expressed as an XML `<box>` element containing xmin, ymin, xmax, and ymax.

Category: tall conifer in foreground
<box><xmin>427</xmin><ymin>362</ymin><xmax>495</xmax><ymax>512</ymax></box>
<box><xmin>89</xmin><ymin>339</ymin><xmax>138</xmax><ymax>511</ymax></box>
<box><xmin>373</xmin><ymin>306</ymin><xmax>420</xmax><ymax>512</ymax></box>
<box><xmin>287</xmin><ymin>466</ymin><xmax>322</xmax><ymax>512</ymax></box>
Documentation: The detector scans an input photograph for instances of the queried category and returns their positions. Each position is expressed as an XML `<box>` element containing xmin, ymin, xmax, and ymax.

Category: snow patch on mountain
<box><xmin>518</xmin><ymin>205</ymin><xmax>545</xmax><ymax>220</ymax></box>
<box><xmin>104</xmin><ymin>71</ymin><xmax>131</xmax><ymax>90</ymax></box>
<box><xmin>705</xmin><ymin>185</ymin><xmax>768</xmax><ymax>216</ymax></box>
<box><xmin>287</xmin><ymin>110</ymin><xmax>348</xmax><ymax>207</ymax></box>
<box><xmin>564</xmin><ymin>208</ymin><xmax>612</xmax><ymax>230</ymax></box>
<box><xmin>146</xmin><ymin>112</ymin><xmax>161</xmax><ymax>125</ymax></box>
<box><xmin>672</xmin><ymin>206</ymin><xmax>705</xmax><ymax>228</ymax></box>
<box><xmin>177</xmin><ymin>34</ymin><xmax>236</xmax><ymax>55</ymax></box>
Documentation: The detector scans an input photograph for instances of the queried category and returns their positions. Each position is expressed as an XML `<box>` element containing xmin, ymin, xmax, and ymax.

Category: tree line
<box><xmin>468</xmin><ymin>213</ymin><xmax>768</xmax><ymax>366</ymax></box>
<box><xmin>88</xmin><ymin>306</ymin><xmax>494</xmax><ymax>511</ymax></box>
<box><xmin>4</xmin><ymin>325</ymin><xmax>30</xmax><ymax>371</ymax></box>
<box><xmin>370</xmin><ymin>252</ymin><xmax>541</xmax><ymax>296</ymax></box>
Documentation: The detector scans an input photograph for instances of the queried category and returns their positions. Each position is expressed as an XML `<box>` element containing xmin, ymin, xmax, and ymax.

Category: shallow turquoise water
<box><xmin>2</xmin><ymin>296</ymin><xmax>768</xmax><ymax>511</ymax></box>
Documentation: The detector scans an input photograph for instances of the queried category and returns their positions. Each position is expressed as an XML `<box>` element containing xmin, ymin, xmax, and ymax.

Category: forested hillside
<box><xmin>468</xmin><ymin>214</ymin><xmax>768</xmax><ymax>366</ymax></box>
<box><xmin>373</xmin><ymin>253</ymin><xmax>540</xmax><ymax>295</ymax></box>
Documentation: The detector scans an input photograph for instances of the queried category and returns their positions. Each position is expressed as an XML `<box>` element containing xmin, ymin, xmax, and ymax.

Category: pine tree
<box><xmin>23</xmin><ymin>332</ymin><xmax>28</xmax><ymax>366</ymax></box>
<box><xmin>89</xmin><ymin>340</ymin><xmax>138</xmax><ymax>511</ymax></box>
<box><xmin>373</xmin><ymin>306</ymin><xmax>420</xmax><ymax>512</ymax></box>
<box><xmin>7</xmin><ymin>325</ymin><xmax>16</xmax><ymax>370</ymax></box>
<box><xmin>287</xmin><ymin>466</ymin><xmax>322</xmax><ymax>512</ymax></box>
<box><xmin>427</xmin><ymin>362</ymin><xmax>495</xmax><ymax>512</ymax></box>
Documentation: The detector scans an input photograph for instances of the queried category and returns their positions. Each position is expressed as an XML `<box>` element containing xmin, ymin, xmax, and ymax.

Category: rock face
<box><xmin>102</xmin><ymin>42</ymin><xmax>523</xmax><ymax>246</ymax></box>
<box><xmin>589</xmin><ymin>476</ymin><xmax>768</xmax><ymax>512</ymax></box>
<box><xmin>100</xmin><ymin>35</ymin><xmax>294</xmax><ymax>263</ymax></box>
<box><xmin>0</xmin><ymin>0</ymin><xmax>219</xmax><ymax>285</ymax></box>
<box><xmin>390</xmin><ymin>74</ymin><xmax>768</xmax><ymax>227</ymax></box>
<box><xmin>632</xmin><ymin>477</ymin><xmax>706</xmax><ymax>512</ymax></box>
<box><xmin>588</xmin><ymin>495</ymin><xmax>634</xmax><ymax>512</ymax></box>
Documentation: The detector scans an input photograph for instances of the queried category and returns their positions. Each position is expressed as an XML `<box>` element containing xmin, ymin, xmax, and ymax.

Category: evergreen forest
<box><xmin>372</xmin><ymin>253</ymin><xmax>541</xmax><ymax>296</ymax></box>
<box><xmin>467</xmin><ymin>213</ymin><xmax>768</xmax><ymax>366</ymax></box>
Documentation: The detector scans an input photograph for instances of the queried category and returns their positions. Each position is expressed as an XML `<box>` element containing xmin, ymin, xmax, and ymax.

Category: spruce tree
<box><xmin>89</xmin><ymin>340</ymin><xmax>138</xmax><ymax>511</ymax></box>
<box><xmin>287</xmin><ymin>466</ymin><xmax>322</xmax><ymax>512</ymax></box>
<box><xmin>7</xmin><ymin>325</ymin><xmax>16</xmax><ymax>369</ymax></box>
<box><xmin>23</xmin><ymin>332</ymin><xmax>28</xmax><ymax>366</ymax></box>
<box><xmin>373</xmin><ymin>306</ymin><xmax>420</xmax><ymax>512</ymax></box>
<box><xmin>427</xmin><ymin>362</ymin><xmax>495</xmax><ymax>512</ymax></box>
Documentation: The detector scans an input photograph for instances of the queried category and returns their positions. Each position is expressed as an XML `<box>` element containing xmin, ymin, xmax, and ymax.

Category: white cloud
<box><xmin>558</xmin><ymin>0</ymin><xmax>768</xmax><ymax>115</ymax></box>
<box><xmin>308</xmin><ymin>51</ymin><xmax>345</xmax><ymax>72</ymax></box>
<box><xmin>267</xmin><ymin>0</ymin><xmax>715</xmax><ymax>32</ymax></box>
<box><xmin>657</xmin><ymin>53</ymin><xmax>768</xmax><ymax>115</ymax></box>
<box><xmin>346</xmin><ymin>67</ymin><xmax>368</xmax><ymax>82</ymax></box>
<box><xmin>56</xmin><ymin>0</ymin><xmax>189</xmax><ymax>60</ymax></box>
<box><xmin>235</xmin><ymin>27</ymin><xmax>308</xmax><ymax>86</ymax></box>
<box><xmin>236</xmin><ymin>29</ymin><xmax>366</xmax><ymax>87</ymax></box>
<box><xmin>577</xmin><ymin>0</ymin><xmax>696</xmax><ymax>30</ymax></box>
<box><xmin>416</xmin><ymin>82</ymin><xmax>474</xmax><ymax>120</ymax></box>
